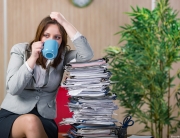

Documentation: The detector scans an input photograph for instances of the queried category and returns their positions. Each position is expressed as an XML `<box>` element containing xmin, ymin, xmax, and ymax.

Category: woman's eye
<box><xmin>55</xmin><ymin>36</ymin><xmax>61</xmax><ymax>40</ymax></box>
<box><xmin>43</xmin><ymin>34</ymin><xmax>49</xmax><ymax>38</ymax></box>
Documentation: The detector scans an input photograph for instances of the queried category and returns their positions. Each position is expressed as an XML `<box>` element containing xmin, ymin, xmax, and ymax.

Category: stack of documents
<box><xmin>60</xmin><ymin>58</ymin><xmax>119</xmax><ymax>138</ymax></box>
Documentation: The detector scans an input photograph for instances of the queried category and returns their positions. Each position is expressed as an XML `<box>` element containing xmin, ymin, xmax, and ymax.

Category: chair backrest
<box><xmin>54</xmin><ymin>87</ymin><xmax>72</xmax><ymax>133</ymax></box>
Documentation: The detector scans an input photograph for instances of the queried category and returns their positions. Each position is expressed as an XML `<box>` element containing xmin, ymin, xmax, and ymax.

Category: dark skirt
<box><xmin>0</xmin><ymin>107</ymin><xmax>58</xmax><ymax>138</ymax></box>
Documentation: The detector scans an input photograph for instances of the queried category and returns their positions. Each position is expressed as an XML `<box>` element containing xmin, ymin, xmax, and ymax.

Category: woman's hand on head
<box><xmin>31</xmin><ymin>41</ymin><xmax>43</xmax><ymax>60</ymax></box>
<box><xmin>50</xmin><ymin>12</ymin><xmax>67</xmax><ymax>26</ymax></box>
<box><xmin>50</xmin><ymin>12</ymin><xmax>78</xmax><ymax>39</ymax></box>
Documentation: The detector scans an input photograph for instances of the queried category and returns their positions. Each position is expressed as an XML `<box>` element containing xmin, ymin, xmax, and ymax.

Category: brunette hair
<box><xmin>29</xmin><ymin>16</ymin><xmax>68</xmax><ymax>69</ymax></box>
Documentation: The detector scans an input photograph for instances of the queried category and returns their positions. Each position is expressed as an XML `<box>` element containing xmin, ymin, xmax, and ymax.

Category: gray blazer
<box><xmin>1</xmin><ymin>36</ymin><xmax>93</xmax><ymax>119</ymax></box>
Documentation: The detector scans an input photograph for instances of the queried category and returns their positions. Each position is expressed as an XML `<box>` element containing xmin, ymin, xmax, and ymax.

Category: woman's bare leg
<box><xmin>10</xmin><ymin>114</ymin><xmax>48</xmax><ymax>138</ymax></box>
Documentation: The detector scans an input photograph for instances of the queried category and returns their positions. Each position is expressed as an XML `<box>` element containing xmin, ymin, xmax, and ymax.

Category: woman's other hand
<box><xmin>50</xmin><ymin>12</ymin><xmax>67</xmax><ymax>26</ymax></box>
<box><xmin>50</xmin><ymin>12</ymin><xmax>77</xmax><ymax>40</ymax></box>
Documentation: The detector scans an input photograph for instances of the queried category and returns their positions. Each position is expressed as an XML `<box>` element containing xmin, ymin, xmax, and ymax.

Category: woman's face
<box><xmin>41</xmin><ymin>24</ymin><xmax>62</xmax><ymax>46</ymax></box>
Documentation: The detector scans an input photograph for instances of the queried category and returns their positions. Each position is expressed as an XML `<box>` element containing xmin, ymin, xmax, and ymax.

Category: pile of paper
<box><xmin>60</xmin><ymin>58</ymin><xmax>119</xmax><ymax>138</ymax></box>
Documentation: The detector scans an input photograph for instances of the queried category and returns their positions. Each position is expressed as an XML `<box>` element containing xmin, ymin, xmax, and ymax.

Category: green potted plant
<box><xmin>105</xmin><ymin>0</ymin><xmax>180</xmax><ymax>137</ymax></box>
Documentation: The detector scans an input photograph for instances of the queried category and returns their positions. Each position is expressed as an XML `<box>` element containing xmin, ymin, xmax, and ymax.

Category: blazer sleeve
<box><xmin>63</xmin><ymin>36</ymin><xmax>94</xmax><ymax>64</ymax></box>
<box><xmin>6</xmin><ymin>43</ymin><xmax>33</xmax><ymax>95</ymax></box>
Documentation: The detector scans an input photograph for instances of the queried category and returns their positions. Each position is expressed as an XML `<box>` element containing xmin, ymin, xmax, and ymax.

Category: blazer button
<box><xmin>35</xmin><ymin>96</ymin><xmax>39</xmax><ymax>100</ymax></box>
<box><xmin>48</xmin><ymin>102</ymin><xmax>52</xmax><ymax>108</ymax></box>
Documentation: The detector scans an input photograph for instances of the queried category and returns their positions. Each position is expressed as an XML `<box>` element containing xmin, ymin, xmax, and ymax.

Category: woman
<box><xmin>0</xmin><ymin>12</ymin><xmax>93</xmax><ymax>138</ymax></box>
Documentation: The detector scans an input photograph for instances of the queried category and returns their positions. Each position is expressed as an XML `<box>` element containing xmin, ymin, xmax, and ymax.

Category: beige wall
<box><xmin>0</xmin><ymin>0</ymin><xmax>180</xmax><ymax>136</ymax></box>
<box><xmin>0</xmin><ymin>0</ymin><xmax>4</xmax><ymax>103</ymax></box>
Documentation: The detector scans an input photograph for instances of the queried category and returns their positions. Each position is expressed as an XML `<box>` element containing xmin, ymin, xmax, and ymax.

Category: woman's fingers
<box><xmin>50</xmin><ymin>12</ymin><xmax>66</xmax><ymax>25</ymax></box>
<box><xmin>31</xmin><ymin>41</ymin><xmax>43</xmax><ymax>59</ymax></box>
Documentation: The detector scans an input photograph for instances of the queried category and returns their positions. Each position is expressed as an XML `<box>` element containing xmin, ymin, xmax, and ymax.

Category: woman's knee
<box><xmin>22</xmin><ymin>114</ymin><xmax>43</xmax><ymax>132</ymax></box>
<box><xmin>10</xmin><ymin>114</ymin><xmax>44</xmax><ymax>138</ymax></box>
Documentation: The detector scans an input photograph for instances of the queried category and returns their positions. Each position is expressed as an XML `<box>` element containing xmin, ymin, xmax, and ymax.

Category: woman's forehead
<box><xmin>44</xmin><ymin>24</ymin><xmax>61</xmax><ymax>35</ymax></box>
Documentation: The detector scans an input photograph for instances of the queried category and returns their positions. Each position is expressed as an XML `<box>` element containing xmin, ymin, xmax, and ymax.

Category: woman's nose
<box><xmin>49</xmin><ymin>36</ymin><xmax>54</xmax><ymax>40</ymax></box>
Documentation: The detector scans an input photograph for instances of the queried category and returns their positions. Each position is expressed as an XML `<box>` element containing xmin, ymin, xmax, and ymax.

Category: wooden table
<box><xmin>58</xmin><ymin>133</ymin><xmax>67</xmax><ymax>138</ymax></box>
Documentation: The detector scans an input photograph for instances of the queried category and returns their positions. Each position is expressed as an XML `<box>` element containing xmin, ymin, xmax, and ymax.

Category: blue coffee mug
<box><xmin>42</xmin><ymin>39</ymin><xmax>59</xmax><ymax>60</ymax></box>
